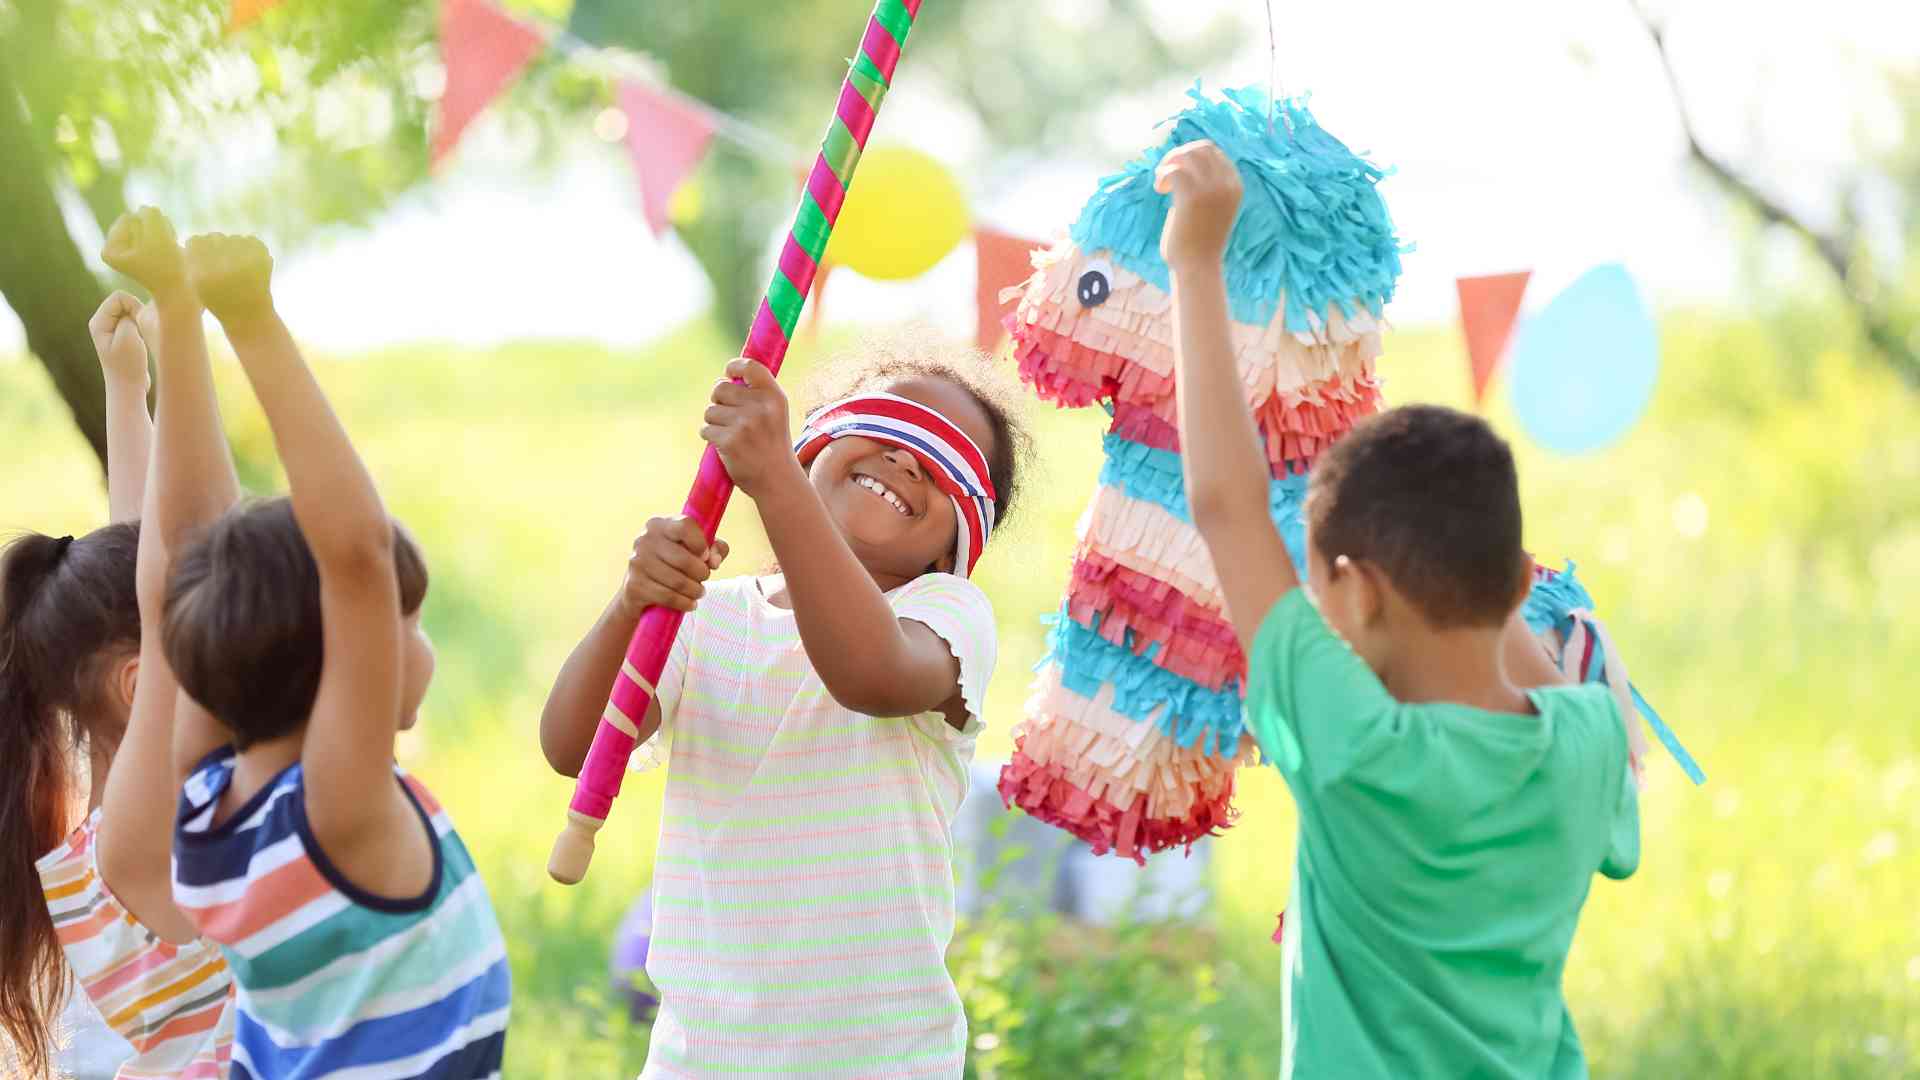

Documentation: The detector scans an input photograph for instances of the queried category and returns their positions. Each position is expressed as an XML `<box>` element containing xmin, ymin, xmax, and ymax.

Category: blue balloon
<box><xmin>1509</xmin><ymin>264</ymin><xmax>1659</xmax><ymax>454</ymax></box>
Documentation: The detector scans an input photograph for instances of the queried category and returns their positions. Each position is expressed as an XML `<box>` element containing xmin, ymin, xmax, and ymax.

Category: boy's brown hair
<box><xmin>1306</xmin><ymin>405</ymin><xmax>1528</xmax><ymax>628</ymax></box>
<box><xmin>161</xmin><ymin>498</ymin><xmax>427</xmax><ymax>749</ymax></box>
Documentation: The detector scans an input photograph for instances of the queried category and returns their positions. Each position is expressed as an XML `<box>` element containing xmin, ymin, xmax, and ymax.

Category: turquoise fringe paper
<box><xmin>1069</xmin><ymin>84</ymin><xmax>1404</xmax><ymax>334</ymax></box>
<box><xmin>1045</xmin><ymin>610</ymin><xmax>1246</xmax><ymax>758</ymax></box>
<box><xmin>1097</xmin><ymin>432</ymin><xmax>1310</xmax><ymax>574</ymax></box>
<box><xmin>1523</xmin><ymin>560</ymin><xmax>1705</xmax><ymax>784</ymax></box>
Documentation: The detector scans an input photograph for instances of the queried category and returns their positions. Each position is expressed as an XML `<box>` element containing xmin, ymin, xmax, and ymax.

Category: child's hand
<box><xmin>89</xmin><ymin>291</ymin><xmax>151</xmax><ymax>389</ymax></box>
<box><xmin>101</xmin><ymin>207</ymin><xmax>189</xmax><ymax>299</ymax></box>
<box><xmin>186</xmin><ymin>233</ymin><xmax>276</xmax><ymax>333</ymax></box>
<box><xmin>621</xmin><ymin>516</ymin><xmax>729</xmax><ymax>617</ymax></box>
<box><xmin>135</xmin><ymin>299</ymin><xmax>161</xmax><ymax>351</ymax></box>
<box><xmin>701</xmin><ymin>358</ymin><xmax>803</xmax><ymax>498</ymax></box>
<box><xmin>1155</xmin><ymin>139</ymin><xmax>1243</xmax><ymax>272</ymax></box>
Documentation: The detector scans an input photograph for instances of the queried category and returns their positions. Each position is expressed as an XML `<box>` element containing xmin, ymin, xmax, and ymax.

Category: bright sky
<box><xmin>2</xmin><ymin>0</ymin><xmax>1910</xmax><ymax>355</ymax></box>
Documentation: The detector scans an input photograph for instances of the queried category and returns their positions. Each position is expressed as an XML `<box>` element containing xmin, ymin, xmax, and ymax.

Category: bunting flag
<box><xmin>974</xmin><ymin>227</ymin><xmax>1044</xmax><ymax>352</ymax></box>
<box><xmin>431</xmin><ymin>0</ymin><xmax>546</xmax><ymax>168</ymax></box>
<box><xmin>618</xmin><ymin>79</ymin><xmax>718</xmax><ymax>236</ymax></box>
<box><xmin>227</xmin><ymin>0</ymin><xmax>282</xmax><ymax>31</ymax></box>
<box><xmin>1456</xmin><ymin>271</ymin><xmax>1531</xmax><ymax>406</ymax></box>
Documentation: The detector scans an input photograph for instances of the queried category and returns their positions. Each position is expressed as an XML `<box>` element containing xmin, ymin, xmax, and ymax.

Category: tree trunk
<box><xmin>0</xmin><ymin>55</ymin><xmax>108</xmax><ymax>471</ymax></box>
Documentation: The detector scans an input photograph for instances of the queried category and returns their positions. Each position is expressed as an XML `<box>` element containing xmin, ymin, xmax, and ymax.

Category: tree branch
<box><xmin>0</xmin><ymin>54</ymin><xmax>110</xmax><ymax>469</ymax></box>
<box><xmin>1629</xmin><ymin>0</ymin><xmax>1919</xmax><ymax>390</ymax></box>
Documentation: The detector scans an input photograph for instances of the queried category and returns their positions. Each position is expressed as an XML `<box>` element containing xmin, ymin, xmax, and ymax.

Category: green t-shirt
<box><xmin>1246</xmin><ymin>591</ymin><xmax>1639</xmax><ymax>1080</ymax></box>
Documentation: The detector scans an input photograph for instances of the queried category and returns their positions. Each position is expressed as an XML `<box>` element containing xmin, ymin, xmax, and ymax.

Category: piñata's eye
<box><xmin>1077</xmin><ymin>257</ymin><xmax>1115</xmax><ymax>308</ymax></box>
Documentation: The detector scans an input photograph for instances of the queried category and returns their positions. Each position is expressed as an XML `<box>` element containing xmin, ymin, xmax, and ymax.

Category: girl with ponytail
<box><xmin>2</xmin><ymin>272</ymin><xmax>234</xmax><ymax>1079</ymax></box>
<box><xmin>0</xmin><ymin>525</ymin><xmax>141</xmax><ymax>1078</ymax></box>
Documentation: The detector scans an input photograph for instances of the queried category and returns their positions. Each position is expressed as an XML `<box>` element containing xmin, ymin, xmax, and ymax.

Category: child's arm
<box><xmin>1159</xmin><ymin>142</ymin><xmax>1300</xmax><ymax>655</ymax></box>
<box><xmin>1503</xmin><ymin>611</ymin><xmax>1569</xmax><ymax>690</ymax></box>
<box><xmin>702</xmin><ymin>359</ymin><xmax>966</xmax><ymax>722</ymax></box>
<box><xmin>187</xmin><ymin>235</ymin><xmax>415</xmax><ymax>879</ymax></box>
<box><xmin>541</xmin><ymin>517</ymin><xmax>724</xmax><ymax>776</ymax></box>
<box><xmin>88</xmin><ymin>291</ymin><xmax>154</xmax><ymax>522</ymax></box>
<box><xmin>95</xmin><ymin>209</ymin><xmax>235</xmax><ymax>942</ymax></box>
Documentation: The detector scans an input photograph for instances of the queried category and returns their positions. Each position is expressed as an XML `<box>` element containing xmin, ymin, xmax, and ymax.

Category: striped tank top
<box><xmin>632</xmin><ymin>573</ymin><xmax>996</xmax><ymax>1079</ymax></box>
<box><xmin>36</xmin><ymin>810</ymin><xmax>235</xmax><ymax>1078</ymax></box>
<box><xmin>172</xmin><ymin>750</ymin><xmax>511</xmax><ymax>1079</ymax></box>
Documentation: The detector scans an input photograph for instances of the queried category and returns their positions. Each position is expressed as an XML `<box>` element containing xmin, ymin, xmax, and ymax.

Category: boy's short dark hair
<box><xmin>161</xmin><ymin>497</ymin><xmax>428</xmax><ymax>750</ymax></box>
<box><xmin>1306</xmin><ymin>405</ymin><xmax>1527</xmax><ymax>629</ymax></box>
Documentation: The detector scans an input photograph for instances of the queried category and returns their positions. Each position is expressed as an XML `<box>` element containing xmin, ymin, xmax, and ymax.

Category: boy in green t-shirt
<box><xmin>1155</xmin><ymin>142</ymin><xmax>1640</xmax><ymax>1078</ymax></box>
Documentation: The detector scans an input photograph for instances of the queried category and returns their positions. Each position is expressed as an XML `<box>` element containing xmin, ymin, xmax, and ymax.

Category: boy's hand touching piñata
<box><xmin>1156</xmin><ymin>140</ymin><xmax>1243</xmax><ymax>271</ymax></box>
<box><xmin>186</xmin><ymin>233</ymin><xmax>276</xmax><ymax>333</ymax></box>
<box><xmin>102</xmin><ymin>207</ymin><xmax>190</xmax><ymax>300</ymax></box>
<box><xmin>90</xmin><ymin>291</ymin><xmax>152</xmax><ymax>391</ymax></box>
<box><xmin>702</xmin><ymin>358</ymin><xmax>803</xmax><ymax>498</ymax></box>
<box><xmin>623</xmin><ymin>517</ymin><xmax>730</xmax><ymax>617</ymax></box>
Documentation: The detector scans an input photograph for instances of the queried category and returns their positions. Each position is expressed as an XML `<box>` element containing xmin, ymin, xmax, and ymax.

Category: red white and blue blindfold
<box><xmin>793</xmin><ymin>392</ymin><xmax>998</xmax><ymax>577</ymax></box>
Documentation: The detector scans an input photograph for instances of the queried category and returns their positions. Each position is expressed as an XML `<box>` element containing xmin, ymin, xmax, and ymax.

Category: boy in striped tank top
<box><xmin>102</xmin><ymin>214</ymin><xmax>511</xmax><ymax>1078</ymax></box>
<box><xmin>543</xmin><ymin>337</ymin><xmax>1029</xmax><ymax>1078</ymax></box>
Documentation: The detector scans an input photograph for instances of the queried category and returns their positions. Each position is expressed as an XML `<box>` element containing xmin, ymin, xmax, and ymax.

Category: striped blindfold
<box><xmin>793</xmin><ymin>392</ymin><xmax>998</xmax><ymax>577</ymax></box>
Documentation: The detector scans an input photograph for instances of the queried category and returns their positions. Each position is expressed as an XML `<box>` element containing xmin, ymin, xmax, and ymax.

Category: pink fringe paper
<box><xmin>1110</xmin><ymin>375</ymin><xmax>1385</xmax><ymax>473</ymax></box>
<box><xmin>998</xmin><ymin>670</ymin><xmax>1252</xmax><ymax>863</ymax></box>
<box><xmin>999</xmin><ymin>748</ymin><xmax>1239</xmax><ymax>864</ymax></box>
<box><xmin>1003</xmin><ymin>244</ymin><xmax>1384</xmax><ymax>419</ymax></box>
<box><xmin>1068</xmin><ymin>554</ymin><xmax>1244</xmax><ymax>690</ymax></box>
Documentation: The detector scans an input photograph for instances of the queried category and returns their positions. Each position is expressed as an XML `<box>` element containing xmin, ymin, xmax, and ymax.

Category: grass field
<box><xmin>4</xmin><ymin>309</ymin><xmax>1916</xmax><ymax>1077</ymax></box>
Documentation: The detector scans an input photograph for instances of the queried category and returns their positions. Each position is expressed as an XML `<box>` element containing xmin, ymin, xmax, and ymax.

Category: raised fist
<box><xmin>186</xmin><ymin>233</ymin><xmax>275</xmax><ymax>329</ymax></box>
<box><xmin>101</xmin><ymin>207</ymin><xmax>188</xmax><ymax>296</ymax></box>
<box><xmin>88</xmin><ymin>291</ymin><xmax>150</xmax><ymax>387</ymax></box>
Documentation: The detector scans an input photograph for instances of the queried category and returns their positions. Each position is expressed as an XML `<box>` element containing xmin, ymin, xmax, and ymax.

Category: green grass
<box><xmin>3</xmin><ymin>309</ymin><xmax>1915</xmax><ymax>1077</ymax></box>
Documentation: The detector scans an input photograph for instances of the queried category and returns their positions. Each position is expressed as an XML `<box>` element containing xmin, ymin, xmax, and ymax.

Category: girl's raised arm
<box><xmin>87</xmin><ymin>291</ymin><xmax>155</xmax><ymax>523</ymax></box>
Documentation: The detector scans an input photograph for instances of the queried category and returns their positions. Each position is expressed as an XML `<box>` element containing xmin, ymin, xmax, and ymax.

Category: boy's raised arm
<box><xmin>95</xmin><ymin>208</ymin><xmax>234</xmax><ymax>940</ymax></box>
<box><xmin>188</xmin><ymin>235</ymin><xmax>411</xmax><ymax>848</ymax></box>
<box><xmin>1159</xmin><ymin>142</ymin><xmax>1301</xmax><ymax>655</ymax></box>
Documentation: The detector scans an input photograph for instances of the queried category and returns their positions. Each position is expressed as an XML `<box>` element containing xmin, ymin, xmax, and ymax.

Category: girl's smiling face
<box><xmin>805</xmin><ymin>375</ymin><xmax>999</xmax><ymax>585</ymax></box>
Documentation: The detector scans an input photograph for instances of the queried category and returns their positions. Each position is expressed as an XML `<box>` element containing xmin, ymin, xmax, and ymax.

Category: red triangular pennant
<box><xmin>973</xmin><ymin>227</ymin><xmax>1043</xmax><ymax>352</ymax></box>
<box><xmin>1456</xmin><ymin>271</ymin><xmax>1532</xmax><ymax>406</ymax></box>
<box><xmin>617</xmin><ymin>80</ymin><xmax>718</xmax><ymax>237</ymax></box>
<box><xmin>431</xmin><ymin>0</ymin><xmax>545</xmax><ymax>169</ymax></box>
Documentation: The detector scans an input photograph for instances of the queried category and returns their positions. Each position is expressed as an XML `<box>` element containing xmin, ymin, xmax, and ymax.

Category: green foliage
<box><xmin>0</xmin><ymin>0</ymin><xmax>1240</xmax><ymax>336</ymax></box>
<box><xmin>3</xmin><ymin>300</ymin><xmax>1916</xmax><ymax>1077</ymax></box>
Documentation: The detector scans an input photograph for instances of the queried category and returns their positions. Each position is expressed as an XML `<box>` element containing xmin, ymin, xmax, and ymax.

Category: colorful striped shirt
<box><xmin>35</xmin><ymin>810</ymin><xmax>235</xmax><ymax>1079</ymax></box>
<box><xmin>631</xmin><ymin>573</ymin><xmax>996</xmax><ymax>1079</ymax></box>
<box><xmin>172</xmin><ymin>751</ymin><xmax>511</xmax><ymax>1079</ymax></box>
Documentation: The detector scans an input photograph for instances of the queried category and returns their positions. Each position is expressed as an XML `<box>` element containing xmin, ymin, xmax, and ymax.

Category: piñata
<box><xmin>998</xmin><ymin>86</ymin><xmax>1700</xmax><ymax>864</ymax></box>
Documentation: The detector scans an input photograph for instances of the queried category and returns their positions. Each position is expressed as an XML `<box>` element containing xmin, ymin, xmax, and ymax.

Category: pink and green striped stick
<box><xmin>549</xmin><ymin>0</ymin><xmax>925</xmax><ymax>884</ymax></box>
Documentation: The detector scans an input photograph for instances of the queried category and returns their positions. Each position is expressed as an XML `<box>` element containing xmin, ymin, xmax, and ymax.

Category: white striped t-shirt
<box><xmin>632</xmin><ymin>572</ymin><xmax>995</xmax><ymax>1079</ymax></box>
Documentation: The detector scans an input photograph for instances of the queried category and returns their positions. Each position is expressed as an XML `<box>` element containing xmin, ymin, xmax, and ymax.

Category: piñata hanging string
<box><xmin>1263</xmin><ymin>0</ymin><xmax>1291</xmax><ymax>137</ymax></box>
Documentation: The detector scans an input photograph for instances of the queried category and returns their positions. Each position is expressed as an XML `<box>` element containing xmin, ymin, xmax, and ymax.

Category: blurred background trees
<box><xmin>0</xmin><ymin>0</ymin><xmax>1239</xmax><ymax>468</ymax></box>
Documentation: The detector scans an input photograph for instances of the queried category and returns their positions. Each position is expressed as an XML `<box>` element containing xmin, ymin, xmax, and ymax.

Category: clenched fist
<box><xmin>101</xmin><ymin>207</ymin><xmax>188</xmax><ymax>299</ymax></box>
<box><xmin>88</xmin><ymin>291</ymin><xmax>151</xmax><ymax>389</ymax></box>
<box><xmin>186</xmin><ymin>233</ymin><xmax>276</xmax><ymax>331</ymax></box>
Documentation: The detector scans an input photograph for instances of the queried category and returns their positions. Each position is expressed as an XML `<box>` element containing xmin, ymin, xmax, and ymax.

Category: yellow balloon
<box><xmin>827</xmin><ymin>145</ymin><xmax>970</xmax><ymax>281</ymax></box>
<box><xmin>668</xmin><ymin>176</ymin><xmax>704</xmax><ymax>226</ymax></box>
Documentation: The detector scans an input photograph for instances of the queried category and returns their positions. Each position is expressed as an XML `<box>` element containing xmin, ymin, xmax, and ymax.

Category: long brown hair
<box><xmin>0</xmin><ymin>524</ymin><xmax>140</xmax><ymax>1078</ymax></box>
